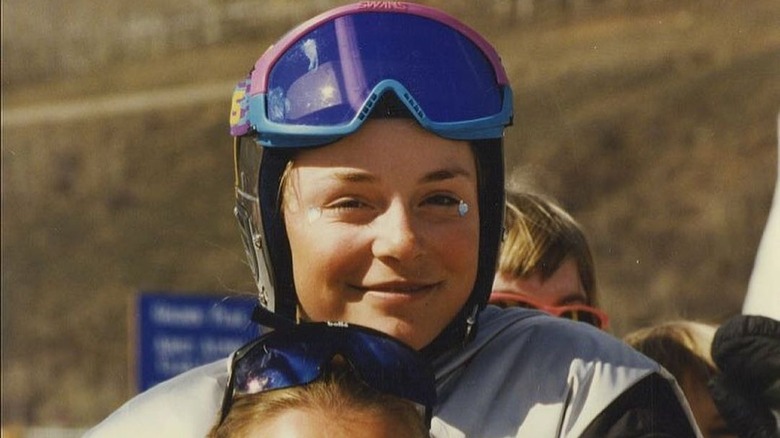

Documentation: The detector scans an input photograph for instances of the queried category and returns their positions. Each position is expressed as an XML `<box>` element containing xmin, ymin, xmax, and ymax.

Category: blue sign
<box><xmin>135</xmin><ymin>292</ymin><xmax>260</xmax><ymax>391</ymax></box>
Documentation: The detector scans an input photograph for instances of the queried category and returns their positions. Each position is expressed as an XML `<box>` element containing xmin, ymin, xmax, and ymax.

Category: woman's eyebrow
<box><xmin>330</xmin><ymin>170</ymin><xmax>376</xmax><ymax>183</ymax></box>
<box><xmin>324</xmin><ymin>167</ymin><xmax>472</xmax><ymax>184</ymax></box>
<box><xmin>420</xmin><ymin>167</ymin><xmax>473</xmax><ymax>183</ymax></box>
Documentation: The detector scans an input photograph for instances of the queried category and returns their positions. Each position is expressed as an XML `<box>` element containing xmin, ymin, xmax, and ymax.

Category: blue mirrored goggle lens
<box><xmin>230</xmin><ymin>325</ymin><xmax>435</xmax><ymax>409</ymax></box>
<box><xmin>232</xmin><ymin>338</ymin><xmax>322</xmax><ymax>394</ymax></box>
<box><xmin>265</xmin><ymin>12</ymin><xmax>503</xmax><ymax>126</ymax></box>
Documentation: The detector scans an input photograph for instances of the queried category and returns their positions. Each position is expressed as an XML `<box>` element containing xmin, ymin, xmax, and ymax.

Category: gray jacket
<box><xmin>86</xmin><ymin>306</ymin><xmax>700</xmax><ymax>437</ymax></box>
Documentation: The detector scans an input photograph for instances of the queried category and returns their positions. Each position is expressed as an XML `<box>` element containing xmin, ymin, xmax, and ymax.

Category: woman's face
<box><xmin>283</xmin><ymin>119</ymin><xmax>480</xmax><ymax>349</ymax></box>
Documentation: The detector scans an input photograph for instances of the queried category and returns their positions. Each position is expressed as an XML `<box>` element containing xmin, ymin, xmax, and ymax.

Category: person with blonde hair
<box><xmin>625</xmin><ymin>317</ymin><xmax>780</xmax><ymax>438</ymax></box>
<box><xmin>490</xmin><ymin>191</ymin><xmax>609</xmax><ymax>329</ymax></box>
<box><xmin>208</xmin><ymin>322</ymin><xmax>434</xmax><ymax>438</ymax></box>
<box><xmin>625</xmin><ymin>321</ymin><xmax>730</xmax><ymax>437</ymax></box>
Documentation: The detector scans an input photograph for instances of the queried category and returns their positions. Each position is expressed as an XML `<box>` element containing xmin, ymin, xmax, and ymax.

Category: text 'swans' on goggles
<box><xmin>490</xmin><ymin>291</ymin><xmax>610</xmax><ymax>329</ymax></box>
<box><xmin>230</xmin><ymin>2</ymin><xmax>513</xmax><ymax>147</ymax></box>
<box><xmin>219</xmin><ymin>321</ymin><xmax>437</xmax><ymax>426</ymax></box>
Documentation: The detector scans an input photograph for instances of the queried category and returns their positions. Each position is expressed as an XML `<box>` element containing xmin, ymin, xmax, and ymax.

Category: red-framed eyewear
<box><xmin>489</xmin><ymin>291</ymin><xmax>609</xmax><ymax>329</ymax></box>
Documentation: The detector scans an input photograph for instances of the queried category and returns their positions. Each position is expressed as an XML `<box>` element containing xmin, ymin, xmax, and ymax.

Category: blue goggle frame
<box><xmin>240</xmin><ymin>80</ymin><xmax>513</xmax><ymax>147</ymax></box>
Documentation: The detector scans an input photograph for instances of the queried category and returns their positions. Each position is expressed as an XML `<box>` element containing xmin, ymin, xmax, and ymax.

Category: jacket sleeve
<box><xmin>708</xmin><ymin>314</ymin><xmax>780</xmax><ymax>438</ymax></box>
<box><xmin>579</xmin><ymin>373</ymin><xmax>700</xmax><ymax>438</ymax></box>
<box><xmin>743</xmin><ymin>116</ymin><xmax>780</xmax><ymax>320</ymax></box>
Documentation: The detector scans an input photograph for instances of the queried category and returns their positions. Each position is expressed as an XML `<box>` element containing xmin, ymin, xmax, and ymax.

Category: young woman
<box><xmin>87</xmin><ymin>3</ymin><xmax>700</xmax><ymax>436</ymax></box>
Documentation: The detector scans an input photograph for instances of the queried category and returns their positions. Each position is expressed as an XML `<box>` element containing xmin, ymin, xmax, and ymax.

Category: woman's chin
<box><xmin>351</xmin><ymin>315</ymin><xmax>434</xmax><ymax>350</ymax></box>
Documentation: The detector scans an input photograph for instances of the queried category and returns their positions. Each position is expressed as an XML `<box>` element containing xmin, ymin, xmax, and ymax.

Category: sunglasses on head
<box><xmin>230</xmin><ymin>2</ymin><xmax>513</xmax><ymax>147</ymax></box>
<box><xmin>489</xmin><ymin>291</ymin><xmax>609</xmax><ymax>329</ymax></box>
<box><xmin>219</xmin><ymin>321</ymin><xmax>437</xmax><ymax>426</ymax></box>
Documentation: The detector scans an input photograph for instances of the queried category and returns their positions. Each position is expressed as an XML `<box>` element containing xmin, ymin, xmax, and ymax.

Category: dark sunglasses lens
<box><xmin>231</xmin><ymin>325</ymin><xmax>435</xmax><ymax>409</ymax></box>
<box><xmin>559</xmin><ymin>309</ymin><xmax>601</xmax><ymax>328</ymax></box>
<box><xmin>233</xmin><ymin>338</ymin><xmax>325</xmax><ymax>394</ymax></box>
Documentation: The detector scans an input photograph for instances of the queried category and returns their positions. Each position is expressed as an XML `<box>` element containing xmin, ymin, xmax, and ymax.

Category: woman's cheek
<box><xmin>437</xmin><ymin>219</ymin><xmax>480</xmax><ymax>270</ymax></box>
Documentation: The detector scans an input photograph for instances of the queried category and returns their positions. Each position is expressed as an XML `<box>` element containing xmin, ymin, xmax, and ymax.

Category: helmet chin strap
<box><xmin>251</xmin><ymin>304</ymin><xmax>295</xmax><ymax>331</ymax></box>
<box><xmin>464</xmin><ymin>304</ymin><xmax>480</xmax><ymax>344</ymax></box>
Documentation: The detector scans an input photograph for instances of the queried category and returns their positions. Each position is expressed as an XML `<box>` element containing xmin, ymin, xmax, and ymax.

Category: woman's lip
<box><xmin>352</xmin><ymin>282</ymin><xmax>441</xmax><ymax>293</ymax></box>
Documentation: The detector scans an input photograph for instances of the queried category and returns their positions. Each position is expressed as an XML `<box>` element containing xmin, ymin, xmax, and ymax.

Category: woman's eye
<box><xmin>419</xmin><ymin>194</ymin><xmax>469</xmax><ymax>220</ymax></box>
<box><xmin>329</xmin><ymin>198</ymin><xmax>366</xmax><ymax>210</ymax></box>
<box><xmin>319</xmin><ymin>198</ymin><xmax>376</xmax><ymax>223</ymax></box>
<box><xmin>424</xmin><ymin>194</ymin><xmax>460</xmax><ymax>207</ymax></box>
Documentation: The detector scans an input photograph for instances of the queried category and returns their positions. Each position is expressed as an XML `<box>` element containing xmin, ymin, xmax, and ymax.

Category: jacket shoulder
<box><xmin>84</xmin><ymin>359</ymin><xmax>228</xmax><ymax>438</ymax></box>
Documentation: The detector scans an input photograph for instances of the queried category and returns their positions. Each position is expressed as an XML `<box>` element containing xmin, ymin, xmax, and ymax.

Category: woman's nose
<box><xmin>370</xmin><ymin>201</ymin><xmax>424</xmax><ymax>262</ymax></box>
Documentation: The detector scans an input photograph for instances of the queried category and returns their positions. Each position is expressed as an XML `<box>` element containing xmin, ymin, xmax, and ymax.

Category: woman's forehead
<box><xmin>291</xmin><ymin>119</ymin><xmax>476</xmax><ymax>171</ymax></box>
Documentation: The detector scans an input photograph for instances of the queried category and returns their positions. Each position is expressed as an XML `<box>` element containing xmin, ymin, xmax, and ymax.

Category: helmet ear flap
<box><xmin>472</xmin><ymin>138</ymin><xmax>505</xmax><ymax>310</ymax></box>
<box><xmin>234</xmin><ymin>136</ymin><xmax>278</xmax><ymax>313</ymax></box>
<box><xmin>234</xmin><ymin>130</ymin><xmax>300</xmax><ymax>327</ymax></box>
<box><xmin>234</xmin><ymin>202</ymin><xmax>260</xmax><ymax>292</ymax></box>
<box><xmin>256</xmin><ymin>147</ymin><xmax>299</xmax><ymax>323</ymax></box>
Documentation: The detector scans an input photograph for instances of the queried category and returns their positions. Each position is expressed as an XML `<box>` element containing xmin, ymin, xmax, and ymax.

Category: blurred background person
<box><xmin>625</xmin><ymin>317</ymin><xmax>780</xmax><ymax>438</ymax></box>
<box><xmin>625</xmin><ymin>321</ymin><xmax>735</xmax><ymax>438</ymax></box>
<box><xmin>489</xmin><ymin>190</ymin><xmax>609</xmax><ymax>330</ymax></box>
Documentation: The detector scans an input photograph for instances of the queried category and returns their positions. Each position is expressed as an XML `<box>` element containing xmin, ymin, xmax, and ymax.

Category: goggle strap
<box><xmin>251</xmin><ymin>304</ymin><xmax>295</xmax><ymax>330</ymax></box>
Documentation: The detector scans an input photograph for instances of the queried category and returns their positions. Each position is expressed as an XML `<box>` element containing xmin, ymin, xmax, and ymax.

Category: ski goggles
<box><xmin>230</xmin><ymin>2</ymin><xmax>513</xmax><ymax>147</ymax></box>
<box><xmin>218</xmin><ymin>321</ymin><xmax>437</xmax><ymax>426</ymax></box>
<box><xmin>490</xmin><ymin>291</ymin><xmax>610</xmax><ymax>329</ymax></box>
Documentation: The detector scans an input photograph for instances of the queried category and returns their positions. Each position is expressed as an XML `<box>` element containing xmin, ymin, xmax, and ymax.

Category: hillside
<box><xmin>2</xmin><ymin>0</ymin><xmax>779</xmax><ymax>427</ymax></box>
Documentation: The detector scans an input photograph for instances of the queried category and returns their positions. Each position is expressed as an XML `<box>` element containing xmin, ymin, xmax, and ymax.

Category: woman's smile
<box><xmin>352</xmin><ymin>281</ymin><xmax>440</xmax><ymax>293</ymax></box>
<box><xmin>351</xmin><ymin>281</ymin><xmax>444</xmax><ymax>304</ymax></box>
